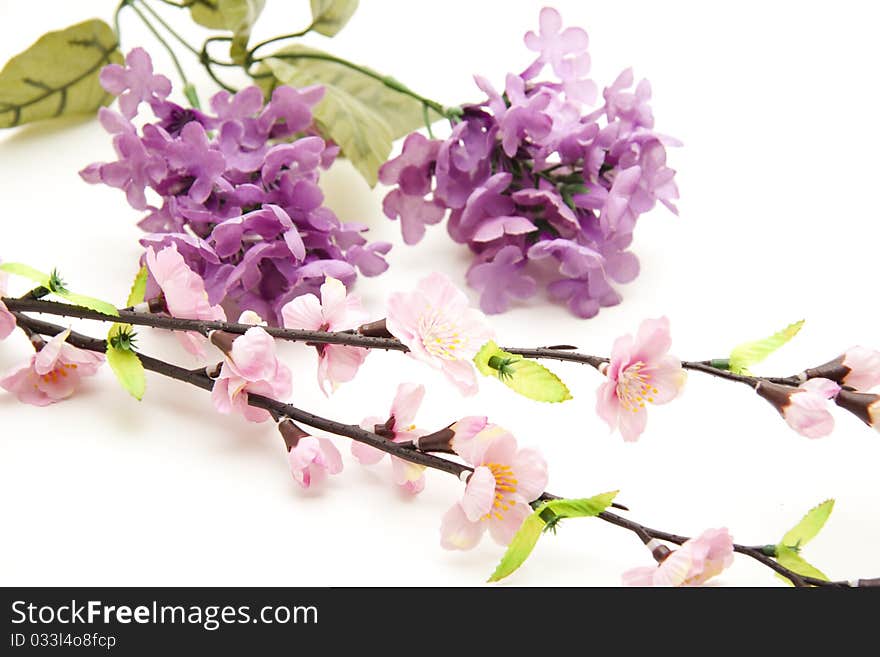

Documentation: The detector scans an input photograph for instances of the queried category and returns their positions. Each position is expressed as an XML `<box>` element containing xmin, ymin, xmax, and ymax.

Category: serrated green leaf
<box><xmin>729</xmin><ymin>320</ymin><xmax>805</xmax><ymax>375</ymax></box>
<box><xmin>55</xmin><ymin>290</ymin><xmax>119</xmax><ymax>317</ymax></box>
<box><xmin>126</xmin><ymin>266</ymin><xmax>148</xmax><ymax>308</ymax></box>
<box><xmin>488</xmin><ymin>512</ymin><xmax>545</xmax><ymax>583</ymax></box>
<box><xmin>487</xmin><ymin>491</ymin><xmax>617</xmax><ymax>582</ymax></box>
<box><xmin>781</xmin><ymin>499</ymin><xmax>834</xmax><ymax>550</ymax></box>
<box><xmin>0</xmin><ymin>19</ymin><xmax>121</xmax><ymax>128</ymax></box>
<box><xmin>258</xmin><ymin>46</ymin><xmax>442</xmax><ymax>186</ymax></box>
<box><xmin>473</xmin><ymin>340</ymin><xmax>572</xmax><ymax>403</ymax></box>
<box><xmin>0</xmin><ymin>262</ymin><xmax>51</xmax><ymax>286</ymax></box>
<box><xmin>541</xmin><ymin>491</ymin><xmax>619</xmax><ymax>519</ymax></box>
<box><xmin>106</xmin><ymin>325</ymin><xmax>146</xmax><ymax>400</ymax></box>
<box><xmin>775</xmin><ymin>545</ymin><xmax>828</xmax><ymax>585</ymax></box>
<box><xmin>310</xmin><ymin>0</ymin><xmax>359</xmax><ymax>37</ymax></box>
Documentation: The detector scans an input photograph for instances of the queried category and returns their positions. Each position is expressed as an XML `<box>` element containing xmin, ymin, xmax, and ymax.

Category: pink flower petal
<box><xmin>440</xmin><ymin>503</ymin><xmax>485</xmax><ymax>551</ymax></box>
<box><xmin>461</xmin><ymin>466</ymin><xmax>496</xmax><ymax>521</ymax></box>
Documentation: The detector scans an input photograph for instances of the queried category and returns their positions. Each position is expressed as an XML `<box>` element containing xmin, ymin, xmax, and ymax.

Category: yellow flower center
<box><xmin>418</xmin><ymin>307</ymin><xmax>463</xmax><ymax>360</ymax></box>
<box><xmin>617</xmin><ymin>362</ymin><xmax>658</xmax><ymax>413</ymax></box>
<box><xmin>40</xmin><ymin>363</ymin><xmax>76</xmax><ymax>384</ymax></box>
<box><xmin>483</xmin><ymin>463</ymin><xmax>518</xmax><ymax>521</ymax></box>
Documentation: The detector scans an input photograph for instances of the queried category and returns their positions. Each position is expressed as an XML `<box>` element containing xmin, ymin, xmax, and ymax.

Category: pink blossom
<box><xmin>210</xmin><ymin>327</ymin><xmax>292</xmax><ymax>423</ymax></box>
<box><xmin>145</xmin><ymin>244</ymin><xmax>226</xmax><ymax>357</ymax></box>
<box><xmin>281</xmin><ymin>277</ymin><xmax>369</xmax><ymax>395</ymax></box>
<box><xmin>595</xmin><ymin>316</ymin><xmax>686</xmax><ymax>442</ymax></box>
<box><xmin>352</xmin><ymin>383</ymin><xmax>427</xmax><ymax>494</ymax></box>
<box><xmin>806</xmin><ymin>346</ymin><xmax>880</xmax><ymax>391</ymax></box>
<box><xmin>288</xmin><ymin>436</ymin><xmax>343</xmax><ymax>489</ymax></box>
<box><xmin>386</xmin><ymin>273</ymin><xmax>493</xmax><ymax>395</ymax></box>
<box><xmin>622</xmin><ymin>528</ymin><xmax>734</xmax><ymax>587</ymax></box>
<box><xmin>99</xmin><ymin>48</ymin><xmax>171</xmax><ymax>119</ymax></box>
<box><xmin>757</xmin><ymin>378</ymin><xmax>840</xmax><ymax>439</ymax></box>
<box><xmin>440</xmin><ymin>425</ymin><xmax>548</xmax><ymax>550</ymax></box>
<box><xmin>1</xmin><ymin>329</ymin><xmax>104</xmax><ymax>406</ymax></box>
<box><xmin>0</xmin><ymin>259</ymin><xmax>16</xmax><ymax>340</ymax></box>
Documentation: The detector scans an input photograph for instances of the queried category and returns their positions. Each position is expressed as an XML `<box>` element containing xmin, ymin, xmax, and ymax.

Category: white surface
<box><xmin>1</xmin><ymin>0</ymin><xmax>878</xmax><ymax>587</ymax></box>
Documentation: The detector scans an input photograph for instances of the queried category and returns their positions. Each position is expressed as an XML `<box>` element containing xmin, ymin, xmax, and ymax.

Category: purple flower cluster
<box><xmin>81</xmin><ymin>48</ymin><xmax>390</xmax><ymax>325</ymax></box>
<box><xmin>379</xmin><ymin>8</ymin><xmax>679</xmax><ymax>317</ymax></box>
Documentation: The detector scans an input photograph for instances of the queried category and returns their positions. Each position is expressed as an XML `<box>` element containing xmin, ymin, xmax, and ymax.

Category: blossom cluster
<box><xmin>379</xmin><ymin>7</ymin><xmax>679</xmax><ymax>317</ymax></box>
<box><xmin>81</xmin><ymin>48</ymin><xmax>390</xmax><ymax>326</ymax></box>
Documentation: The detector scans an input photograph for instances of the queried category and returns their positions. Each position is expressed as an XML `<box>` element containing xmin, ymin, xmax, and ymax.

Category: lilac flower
<box><xmin>82</xmin><ymin>49</ymin><xmax>389</xmax><ymax>327</ymax></box>
<box><xmin>467</xmin><ymin>246</ymin><xmax>537</xmax><ymax>314</ymax></box>
<box><xmin>99</xmin><ymin>48</ymin><xmax>171</xmax><ymax>119</ymax></box>
<box><xmin>380</xmin><ymin>7</ymin><xmax>678</xmax><ymax>318</ymax></box>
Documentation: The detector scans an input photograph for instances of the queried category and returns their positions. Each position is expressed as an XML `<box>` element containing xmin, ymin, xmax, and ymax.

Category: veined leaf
<box><xmin>0</xmin><ymin>19</ymin><xmax>121</xmax><ymax>128</ymax></box>
<box><xmin>775</xmin><ymin>545</ymin><xmax>828</xmax><ymax>585</ymax></box>
<box><xmin>259</xmin><ymin>45</ymin><xmax>442</xmax><ymax>186</ymax></box>
<box><xmin>55</xmin><ymin>290</ymin><xmax>119</xmax><ymax>317</ymax></box>
<box><xmin>488</xmin><ymin>491</ymin><xmax>618</xmax><ymax>582</ymax></box>
<box><xmin>127</xmin><ymin>266</ymin><xmax>148</xmax><ymax>308</ymax></box>
<box><xmin>473</xmin><ymin>340</ymin><xmax>572</xmax><ymax>403</ymax></box>
<box><xmin>729</xmin><ymin>320</ymin><xmax>805</xmax><ymax>375</ymax></box>
<box><xmin>0</xmin><ymin>262</ymin><xmax>51</xmax><ymax>286</ymax></box>
<box><xmin>540</xmin><ymin>491</ymin><xmax>619</xmax><ymax>519</ymax></box>
<box><xmin>781</xmin><ymin>499</ymin><xmax>834</xmax><ymax>550</ymax></box>
<box><xmin>106</xmin><ymin>326</ymin><xmax>146</xmax><ymax>401</ymax></box>
<box><xmin>310</xmin><ymin>0</ymin><xmax>359</xmax><ymax>37</ymax></box>
<box><xmin>487</xmin><ymin>512</ymin><xmax>545</xmax><ymax>583</ymax></box>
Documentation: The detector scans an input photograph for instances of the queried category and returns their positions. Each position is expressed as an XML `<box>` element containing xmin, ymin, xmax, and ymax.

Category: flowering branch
<box><xmin>0</xmin><ymin>297</ymin><xmax>813</xmax><ymax>388</ymax></box>
<box><xmin>11</xmin><ymin>311</ymin><xmax>877</xmax><ymax>588</ymax></box>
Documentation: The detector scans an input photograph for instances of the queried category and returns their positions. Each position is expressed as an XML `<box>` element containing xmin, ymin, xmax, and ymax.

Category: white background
<box><xmin>1</xmin><ymin>0</ymin><xmax>878</xmax><ymax>586</ymax></box>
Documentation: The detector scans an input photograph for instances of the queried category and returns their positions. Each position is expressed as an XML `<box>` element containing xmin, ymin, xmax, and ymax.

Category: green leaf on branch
<box><xmin>775</xmin><ymin>546</ymin><xmax>828</xmax><ymax>585</ymax></box>
<box><xmin>540</xmin><ymin>491</ymin><xmax>620</xmax><ymax>519</ymax></box>
<box><xmin>728</xmin><ymin>319</ymin><xmax>804</xmax><ymax>375</ymax></box>
<box><xmin>310</xmin><ymin>0</ymin><xmax>359</xmax><ymax>37</ymax></box>
<box><xmin>781</xmin><ymin>499</ymin><xmax>834</xmax><ymax>551</ymax></box>
<box><xmin>0</xmin><ymin>19</ymin><xmax>121</xmax><ymax>129</ymax></box>
<box><xmin>126</xmin><ymin>266</ymin><xmax>148</xmax><ymax>308</ymax></box>
<box><xmin>258</xmin><ymin>46</ymin><xmax>442</xmax><ymax>186</ymax></box>
<box><xmin>54</xmin><ymin>291</ymin><xmax>119</xmax><ymax>317</ymax></box>
<box><xmin>474</xmin><ymin>341</ymin><xmax>572</xmax><ymax>403</ymax></box>
<box><xmin>487</xmin><ymin>512</ymin><xmax>545</xmax><ymax>583</ymax></box>
<box><xmin>106</xmin><ymin>324</ymin><xmax>145</xmax><ymax>401</ymax></box>
<box><xmin>0</xmin><ymin>262</ymin><xmax>51</xmax><ymax>287</ymax></box>
<box><xmin>188</xmin><ymin>0</ymin><xmax>266</xmax><ymax>64</ymax></box>
<box><xmin>488</xmin><ymin>491</ymin><xmax>618</xmax><ymax>582</ymax></box>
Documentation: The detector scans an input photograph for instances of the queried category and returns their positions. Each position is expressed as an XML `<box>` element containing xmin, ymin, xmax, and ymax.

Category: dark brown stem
<box><xmin>1</xmin><ymin>298</ymin><xmax>808</xmax><ymax>388</ymax></box>
<box><xmin>12</xmin><ymin>312</ymin><xmax>862</xmax><ymax>587</ymax></box>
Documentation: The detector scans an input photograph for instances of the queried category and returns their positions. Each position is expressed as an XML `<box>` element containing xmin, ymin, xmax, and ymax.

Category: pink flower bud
<box><xmin>834</xmin><ymin>389</ymin><xmax>880</xmax><ymax>431</ymax></box>
<box><xmin>756</xmin><ymin>378</ymin><xmax>840</xmax><ymax>439</ymax></box>
<box><xmin>804</xmin><ymin>346</ymin><xmax>880</xmax><ymax>391</ymax></box>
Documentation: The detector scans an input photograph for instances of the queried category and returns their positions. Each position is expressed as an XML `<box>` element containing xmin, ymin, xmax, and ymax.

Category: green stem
<box><xmin>128</xmin><ymin>1</ymin><xmax>190</xmax><ymax>88</ymax></box>
<box><xmin>250</xmin><ymin>51</ymin><xmax>452</xmax><ymax>119</ymax></box>
<box><xmin>138</xmin><ymin>0</ymin><xmax>201</xmax><ymax>56</ymax></box>
<box><xmin>247</xmin><ymin>24</ymin><xmax>316</xmax><ymax>58</ymax></box>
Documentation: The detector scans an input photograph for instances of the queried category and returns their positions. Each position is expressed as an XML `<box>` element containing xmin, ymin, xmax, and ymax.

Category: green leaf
<box><xmin>728</xmin><ymin>320</ymin><xmax>805</xmax><ymax>375</ymax></box>
<box><xmin>54</xmin><ymin>290</ymin><xmax>119</xmax><ymax>317</ymax></box>
<box><xmin>0</xmin><ymin>19</ymin><xmax>121</xmax><ymax>128</ymax></box>
<box><xmin>258</xmin><ymin>45</ymin><xmax>442</xmax><ymax>186</ymax></box>
<box><xmin>473</xmin><ymin>340</ymin><xmax>572</xmax><ymax>403</ymax></box>
<box><xmin>540</xmin><ymin>491</ymin><xmax>619</xmax><ymax>519</ymax></box>
<box><xmin>187</xmin><ymin>0</ymin><xmax>265</xmax><ymax>64</ymax></box>
<box><xmin>0</xmin><ymin>262</ymin><xmax>51</xmax><ymax>286</ymax></box>
<box><xmin>310</xmin><ymin>0</ymin><xmax>359</xmax><ymax>37</ymax></box>
<box><xmin>487</xmin><ymin>491</ymin><xmax>618</xmax><ymax>582</ymax></box>
<box><xmin>775</xmin><ymin>545</ymin><xmax>828</xmax><ymax>585</ymax></box>
<box><xmin>781</xmin><ymin>499</ymin><xmax>834</xmax><ymax>551</ymax></box>
<box><xmin>126</xmin><ymin>266</ymin><xmax>148</xmax><ymax>308</ymax></box>
<box><xmin>106</xmin><ymin>325</ymin><xmax>146</xmax><ymax>401</ymax></box>
<box><xmin>487</xmin><ymin>512</ymin><xmax>545</xmax><ymax>583</ymax></box>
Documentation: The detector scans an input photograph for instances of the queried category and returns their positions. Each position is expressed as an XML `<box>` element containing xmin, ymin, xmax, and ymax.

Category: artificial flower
<box><xmin>805</xmin><ymin>346</ymin><xmax>880</xmax><ymax>391</ymax></box>
<box><xmin>622</xmin><ymin>528</ymin><xmax>734</xmax><ymax>587</ymax></box>
<box><xmin>596</xmin><ymin>316</ymin><xmax>685</xmax><ymax>441</ymax></box>
<box><xmin>756</xmin><ymin>378</ymin><xmax>840</xmax><ymax>439</ymax></box>
<box><xmin>440</xmin><ymin>425</ymin><xmax>548</xmax><ymax>550</ymax></box>
<box><xmin>1</xmin><ymin>329</ymin><xmax>104</xmax><ymax>406</ymax></box>
<box><xmin>386</xmin><ymin>273</ymin><xmax>493</xmax><ymax>395</ymax></box>
<box><xmin>281</xmin><ymin>277</ymin><xmax>369</xmax><ymax>395</ymax></box>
